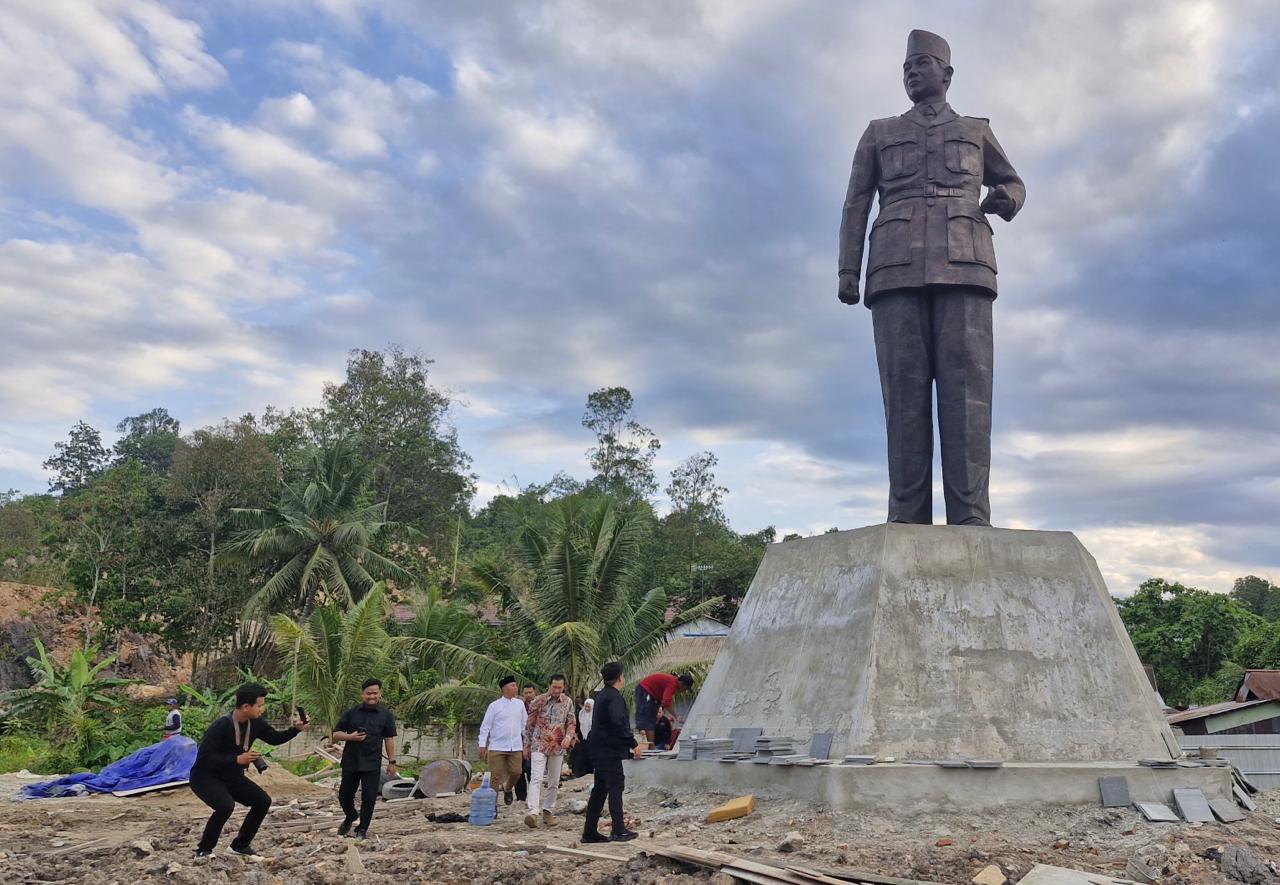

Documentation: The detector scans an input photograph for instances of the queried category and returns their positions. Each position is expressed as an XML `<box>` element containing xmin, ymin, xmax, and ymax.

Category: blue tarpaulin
<box><xmin>19</xmin><ymin>736</ymin><xmax>197</xmax><ymax>799</ymax></box>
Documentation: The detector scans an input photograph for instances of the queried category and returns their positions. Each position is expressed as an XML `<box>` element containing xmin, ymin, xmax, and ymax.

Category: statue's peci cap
<box><xmin>906</xmin><ymin>29</ymin><xmax>950</xmax><ymax>66</ymax></box>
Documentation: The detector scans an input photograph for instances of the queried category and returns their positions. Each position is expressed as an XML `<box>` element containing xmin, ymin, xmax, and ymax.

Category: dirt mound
<box><xmin>246</xmin><ymin>762</ymin><xmax>330</xmax><ymax>799</ymax></box>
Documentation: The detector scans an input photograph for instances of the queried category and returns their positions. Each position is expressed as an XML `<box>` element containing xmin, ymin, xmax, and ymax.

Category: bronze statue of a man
<box><xmin>839</xmin><ymin>29</ymin><xmax>1025</xmax><ymax>526</ymax></box>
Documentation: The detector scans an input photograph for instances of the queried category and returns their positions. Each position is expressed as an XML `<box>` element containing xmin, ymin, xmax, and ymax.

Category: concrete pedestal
<box><xmin>633</xmin><ymin>525</ymin><xmax>1199</xmax><ymax>808</ymax></box>
<box><xmin>628</xmin><ymin>759</ymin><xmax>1231</xmax><ymax>814</ymax></box>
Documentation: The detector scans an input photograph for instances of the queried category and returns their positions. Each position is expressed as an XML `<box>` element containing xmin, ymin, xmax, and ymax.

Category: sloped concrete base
<box><xmin>627</xmin><ymin>759</ymin><xmax>1232</xmax><ymax>814</ymax></box>
<box><xmin>680</xmin><ymin>524</ymin><xmax>1179</xmax><ymax>764</ymax></box>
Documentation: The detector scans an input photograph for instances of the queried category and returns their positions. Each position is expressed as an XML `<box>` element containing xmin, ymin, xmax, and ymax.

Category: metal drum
<box><xmin>417</xmin><ymin>758</ymin><xmax>472</xmax><ymax>797</ymax></box>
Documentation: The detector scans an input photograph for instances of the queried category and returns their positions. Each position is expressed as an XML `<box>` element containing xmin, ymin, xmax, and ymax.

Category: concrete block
<box><xmin>1098</xmin><ymin>775</ymin><xmax>1129</xmax><ymax>807</ymax></box>
<box><xmin>972</xmin><ymin>865</ymin><xmax>1006</xmax><ymax>885</ymax></box>
<box><xmin>706</xmin><ymin>794</ymin><xmax>756</xmax><ymax>823</ymax></box>
<box><xmin>681</xmin><ymin>524</ymin><xmax>1179</xmax><ymax>764</ymax></box>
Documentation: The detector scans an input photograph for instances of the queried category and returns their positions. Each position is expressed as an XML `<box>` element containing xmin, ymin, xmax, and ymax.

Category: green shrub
<box><xmin>0</xmin><ymin>732</ymin><xmax>50</xmax><ymax>773</ymax></box>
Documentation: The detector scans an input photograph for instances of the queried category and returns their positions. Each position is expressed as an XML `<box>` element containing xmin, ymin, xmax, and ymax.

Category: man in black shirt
<box><xmin>332</xmin><ymin>678</ymin><xmax>398</xmax><ymax>838</ymax></box>
<box><xmin>581</xmin><ymin>661</ymin><xmax>641</xmax><ymax>843</ymax></box>
<box><xmin>190</xmin><ymin>682</ymin><xmax>308</xmax><ymax>858</ymax></box>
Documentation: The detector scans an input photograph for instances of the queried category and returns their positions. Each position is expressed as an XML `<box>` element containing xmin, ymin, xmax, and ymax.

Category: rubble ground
<box><xmin>1</xmin><ymin>768</ymin><xmax>1277</xmax><ymax>885</ymax></box>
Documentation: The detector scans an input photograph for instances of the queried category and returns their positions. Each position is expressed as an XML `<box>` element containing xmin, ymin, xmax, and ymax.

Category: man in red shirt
<box><xmin>635</xmin><ymin>672</ymin><xmax>693</xmax><ymax>745</ymax></box>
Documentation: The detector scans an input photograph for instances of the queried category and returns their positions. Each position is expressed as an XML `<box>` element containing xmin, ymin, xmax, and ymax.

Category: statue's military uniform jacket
<box><xmin>839</xmin><ymin>103</ymin><xmax>1025</xmax><ymax>303</ymax></box>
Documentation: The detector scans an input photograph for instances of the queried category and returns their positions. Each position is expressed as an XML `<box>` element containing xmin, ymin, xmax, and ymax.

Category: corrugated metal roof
<box><xmin>1237</xmin><ymin>669</ymin><xmax>1280</xmax><ymax>702</ymax></box>
<box><xmin>1166</xmin><ymin>698</ymin><xmax>1271</xmax><ymax>724</ymax></box>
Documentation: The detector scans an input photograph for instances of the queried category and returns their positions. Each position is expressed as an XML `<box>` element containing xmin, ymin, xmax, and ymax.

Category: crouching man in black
<box><xmin>581</xmin><ymin>661</ymin><xmax>642</xmax><ymax>843</ymax></box>
<box><xmin>189</xmin><ymin>682</ymin><xmax>309</xmax><ymax>859</ymax></box>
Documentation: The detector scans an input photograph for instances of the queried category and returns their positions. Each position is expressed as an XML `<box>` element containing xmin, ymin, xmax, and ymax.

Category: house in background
<box><xmin>1167</xmin><ymin>669</ymin><xmax>1280</xmax><ymax>736</ymax></box>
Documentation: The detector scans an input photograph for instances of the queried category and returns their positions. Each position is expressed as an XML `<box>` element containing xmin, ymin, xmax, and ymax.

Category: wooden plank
<box><xmin>785</xmin><ymin>865</ymin><xmax>871</xmax><ymax>885</ymax></box>
<box><xmin>743</xmin><ymin>856</ymin><xmax>946</xmax><ymax>885</ymax></box>
<box><xmin>109</xmin><ymin>779</ymin><xmax>188</xmax><ymax>797</ymax></box>
<box><xmin>513</xmin><ymin>841</ymin><xmax>626</xmax><ymax>862</ymax></box>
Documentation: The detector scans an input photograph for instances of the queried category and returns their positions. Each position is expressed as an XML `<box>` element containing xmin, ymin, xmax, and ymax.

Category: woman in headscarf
<box><xmin>569</xmin><ymin>697</ymin><xmax>594</xmax><ymax>777</ymax></box>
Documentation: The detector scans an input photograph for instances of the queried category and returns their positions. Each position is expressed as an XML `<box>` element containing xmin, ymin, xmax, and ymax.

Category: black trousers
<box><xmin>190</xmin><ymin>772</ymin><xmax>271</xmax><ymax>852</ymax></box>
<box><xmin>338</xmin><ymin>768</ymin><xmax>380</xmax><ymax>831</ymax></box>
<box><xmin>582</xmin><ymin>757</ymin><xmax>625</xmax><ymax>836</ymax></box>
<box><xmin>870</xmin><ymin>286</ymin><xmax>994</xmax><ymax>526</ymax></box>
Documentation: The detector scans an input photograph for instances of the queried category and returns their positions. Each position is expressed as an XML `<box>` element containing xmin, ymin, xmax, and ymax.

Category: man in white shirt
<box><xmin>479</xmin><ymin>676</ymin><xmax>527</xmax><ymax>806</ymax></box>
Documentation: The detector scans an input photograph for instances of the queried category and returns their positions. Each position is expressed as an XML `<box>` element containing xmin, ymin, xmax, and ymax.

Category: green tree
<box><xmin>1229</xmin><ymin>575</ymin><xmax>1280</xmax><ymax>621</ymax></box>
<box><xmin>1116</xmin><ymin>578</ymin><xmax>1264</xmax><ymax>707</ymax></box>
<box><xmin>52</xmin><ymin>461</ymin><xmax>156</xmax><ymax>644</ymax></box>
<box><xmin>269</xmin><ymin>585</ymin><xmax>393</xmax><ymax>731</ymax></box>
<box><xmin>582</xmin><ymin>387</ymin><xmax>660</xmax><ymax>501</ymax></box>
<box><xmin>323</xmin><ymin>346</ymin><xmax>474</xmax><ymax>543</ymax></box>
<box><xmin>165</xmin><ymin>421</ymin><xmax>281</xmax><ymax>670</ymax></box>
<box><xmin>43</xmin><ymin>421</ymin><xmax>108</xmax><ymax>495</ymax></box>
<box><xmin>113</xmin><ymin>407</ymin><xmax>181</xmax><ymax>475</ymax></box>
<box><xmin>504</xmin><ymin>496</ymin><xmax>718</xmax><ymax>703</ymax></box>
<box><xmin>223</xmin><ymin>439</ymin><xmax>413</xmax><ymax>615</ymax></box>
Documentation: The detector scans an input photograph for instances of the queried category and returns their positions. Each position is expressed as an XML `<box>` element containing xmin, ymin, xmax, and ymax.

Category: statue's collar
<box><xmin>904</xmin><ymin>101</ymin><xmax>956</xmax><ymax>127</ymax></box>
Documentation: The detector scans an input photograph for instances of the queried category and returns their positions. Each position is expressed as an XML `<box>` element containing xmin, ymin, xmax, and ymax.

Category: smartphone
<box><xmin>296</xmin><ymin>705</ymin><xmax>307</xmax><ymax>723</ymax></box>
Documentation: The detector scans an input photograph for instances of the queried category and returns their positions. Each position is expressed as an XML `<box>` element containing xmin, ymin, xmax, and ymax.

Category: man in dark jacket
<box><xmin>582</xmin><ymin>661</ymin><xmax>641</xmax><ymax>843</ymax></box>
<box><xmin>332</xmin><ymin>678</ymin><xmax>398</xmax><ymax>838</ymax></box>
<box><xmin>189</xmin><ymin>683</ymin><xmax>308</xmax><ymax>858</ymax></box>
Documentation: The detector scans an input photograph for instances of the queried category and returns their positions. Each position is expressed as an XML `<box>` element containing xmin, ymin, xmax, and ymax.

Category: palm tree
<box><xmin>503</xmin><ymin>495</ymin><xmax>721</xmax><ymax>702</ymax></box>
<box><xmin>223</xmin><ymin>438</ymin><xmax>413</xmax><ymax>615</ymax></box>
<box><xmin>269</xmin><ymin>584</ymin><xmax>394</xmax><ymax>731</ymax></box>
<box><xmin>390</xmin><ymin>587</ymin><xmax>524</xmax><ymax>724</ymax></box>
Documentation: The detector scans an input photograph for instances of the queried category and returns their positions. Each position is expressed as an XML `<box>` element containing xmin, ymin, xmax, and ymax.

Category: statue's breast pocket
<box><xmin>944</xmin><ymin>136</ymin><xmax>982</xmax><ymax>176</ymax></box>
<box><xmin>879</xmin><ymin>136</ymin><xmax>919</xmax><ymax>180</ymax></box>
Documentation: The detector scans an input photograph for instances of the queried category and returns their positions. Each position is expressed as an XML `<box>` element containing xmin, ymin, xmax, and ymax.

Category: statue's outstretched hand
<box><xmin>837</xmin><ymin>275</ymin><xmax>860</xmax><ymax>305</ymax></box>
<box><xmin>980</xmin><ymin>186</ymin><xmax>1016</xmax><ymax>222</ymax></box>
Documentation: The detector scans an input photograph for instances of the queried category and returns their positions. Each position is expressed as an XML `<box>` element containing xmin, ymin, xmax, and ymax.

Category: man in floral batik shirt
<box><xmin>522</xmin><ymin>675</ymin><xmax>576</xmax><ymax>828</ymax></box>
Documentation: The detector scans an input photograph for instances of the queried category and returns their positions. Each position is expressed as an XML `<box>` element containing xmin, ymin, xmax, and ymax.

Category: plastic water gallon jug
<box><xmin>468</xmin><ymin>771</ymin><xmax>497</xmax><ymax>826</ymax></box>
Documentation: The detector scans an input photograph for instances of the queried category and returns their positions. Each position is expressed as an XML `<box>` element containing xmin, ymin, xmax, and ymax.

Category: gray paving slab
<box><xmin>728</xmin><ymin>727</ymin><xmax>762</xmax><ymax>753</ymax></box>
<box><xmin>1171</xmin><ymin>787</ymin><xmax>1214</xmax><ymax>822</ymax></box>
<box><xmin>1098</xmin><ymin>775</ymin><xmax>1130</xmax><ymax>807</ymax></box>
<box><xmin>1233</xmin><ymin>784</ymin><xmax>1258</xmax><ymax>811</ymax></box>
<box><xmin>808</xmin><ymin>731</ymin><xmax>834</xmax><ymax>760</ymax></box>
<box><xmin>1134</xmin><ymin>802</ymin><xmax>1179</xmax><ymax>822</ymax></box>
<box><xmin>1208</xmin><ymin>797</ymin><xmax>1245</xmax><ymax>823</ymax></box>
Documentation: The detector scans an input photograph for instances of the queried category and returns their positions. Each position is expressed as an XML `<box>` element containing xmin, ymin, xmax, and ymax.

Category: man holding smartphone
<box><xmin>332</xmin><ymin>678</ymin><xmax>398</xmax><ymax>838</ymax></box>
<box><xmin>190</xmin><ymin>682</ymin><xmax>308</xmax><ymax>859</ymax></box>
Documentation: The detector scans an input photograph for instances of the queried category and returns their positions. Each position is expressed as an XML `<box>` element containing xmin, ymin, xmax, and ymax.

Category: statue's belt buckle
<box><xmin>923</xmin><ymin>183</ymin><xmax>938</xmax><ymax>197</ymax></box>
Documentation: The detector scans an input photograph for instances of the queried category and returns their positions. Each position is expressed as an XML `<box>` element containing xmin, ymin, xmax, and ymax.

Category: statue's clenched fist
<box><xmin>838</xmin><ymin>274</ymin><xmax>860</xmax><ymax>305</ymax></box>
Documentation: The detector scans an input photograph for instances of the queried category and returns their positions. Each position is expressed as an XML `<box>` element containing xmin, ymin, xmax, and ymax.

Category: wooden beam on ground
<box><xmin>512</xmin><ymin>841</ymin><xmax>626</xmax><ymax>862</ymax></box>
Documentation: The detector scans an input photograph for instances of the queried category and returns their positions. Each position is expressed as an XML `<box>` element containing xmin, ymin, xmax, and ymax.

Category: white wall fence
<box><xmin>1179</xmin><ymin>734</ymin><xmax>1280</xmax><ymax>791</ymax></box>
<box><xmin>270</xmin><ymin>722</ymin><xmax>483</xmax><ymax>763</ymax></box>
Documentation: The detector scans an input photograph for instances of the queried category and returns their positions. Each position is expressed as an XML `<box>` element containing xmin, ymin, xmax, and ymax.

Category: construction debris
<box><xmin>972</xmin><ymin>865</ymin><xmax>1006</xmax><ymax>885</ymax></box>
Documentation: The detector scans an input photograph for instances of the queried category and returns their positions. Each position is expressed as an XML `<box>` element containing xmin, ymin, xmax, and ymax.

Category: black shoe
<box><xmin>353</xmin><ymin>828</ymin><xmax>368</xmax><ymax>840</ymax></box>
<box><xmin>503</xmin><ymin>790</ymin><xmax>513</xmax><ymax>805</ymax></box>
<box><xmin>581</xmin><ymin>832</ymin><xmax>610</xmax><ymax>844</ymax></box>
<box><xmin>610</xmin><ymin>829</ymin><xmax>638</xmax><ymax>842</ymax></box>
<box><xmin>194</xmin><ymin>848</ymin><xmax>213</xmax><ymax>859</ymax></box>
<box><xmin>337</xmin><ymin>816</ymin><xmax>356</xmax><ymax>836</ymax></box>
<box><xmin>229</xmin><ymin>844</ymin><xmax>264</xmax><ymax>861</ymax></box>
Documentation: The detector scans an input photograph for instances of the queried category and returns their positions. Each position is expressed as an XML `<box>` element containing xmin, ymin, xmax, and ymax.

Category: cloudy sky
<box><xmin>1</xmin><ymin>0</ymin><xmax>1277</xmax><ymax>594</ymax></box>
